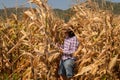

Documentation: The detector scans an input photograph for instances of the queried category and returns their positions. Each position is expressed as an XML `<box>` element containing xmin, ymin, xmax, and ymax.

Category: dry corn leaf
<box><xmin>75</xmin><ymin>64</ymin><xmax>93</xmax><ymax>77</ymax></box>
<box><xmin>24</xmin><ymin>10</ymin><xmax>37</xmax><ymax>20</ymax></box>
<box><xmin>48</xmin><ymin>52</ymin><xmax>60</xmax><ymax>62</ymax></box>
<box><xmin>109</xmin><ymin>54</ymin><xmax>118</xmax><ymax>70</ymax></box>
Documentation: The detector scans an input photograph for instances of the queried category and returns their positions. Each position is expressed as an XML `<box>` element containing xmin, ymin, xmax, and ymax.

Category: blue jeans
<box><xmin>58</xmin><ymin>59</ymin><xmax>75</xmax><ymax>78</ymax></box>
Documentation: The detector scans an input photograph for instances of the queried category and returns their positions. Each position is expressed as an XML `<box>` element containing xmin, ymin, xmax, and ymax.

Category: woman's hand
<box><xmin>56</xmin><ymin>43</ymin><xmax>63</xmax><ymax>53</ymax></box>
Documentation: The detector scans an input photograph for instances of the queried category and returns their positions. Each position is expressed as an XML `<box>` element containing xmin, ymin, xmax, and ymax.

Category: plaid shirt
<box><xmin>61</xmin><ymin>36</ymin><xmax>79</xmax><ymax>60</ymax></box>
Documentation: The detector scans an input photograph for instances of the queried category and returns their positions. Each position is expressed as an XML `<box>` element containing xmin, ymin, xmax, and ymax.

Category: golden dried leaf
<box><xmin>24</xmin><ymin>10</ymin><xmax>37</xmax><ymax>20</ymax></box>
<box><xmin>109</xmin><ymin>55</ymin><xmax>118</xmax><ymax>70</ymax></box>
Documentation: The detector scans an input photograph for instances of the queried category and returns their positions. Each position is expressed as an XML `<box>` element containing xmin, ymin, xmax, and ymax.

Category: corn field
<box><xmin>0</xmin><ymin>0</ymin><xmax>120</xmax><ymax>80</ymax></box>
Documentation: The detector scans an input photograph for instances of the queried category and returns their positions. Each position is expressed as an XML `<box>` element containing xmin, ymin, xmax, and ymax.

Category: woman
<box><xmin>58</xmin><ymin>28</ymin><xmax>79</xmax><ymax>80</ymax></box>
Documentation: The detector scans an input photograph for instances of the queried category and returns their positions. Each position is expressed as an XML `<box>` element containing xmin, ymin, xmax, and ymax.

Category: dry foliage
<box><xmin>0</xmin><ymin>0</ymin><xmax>120</xmax><ymax>80</ymax></box>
